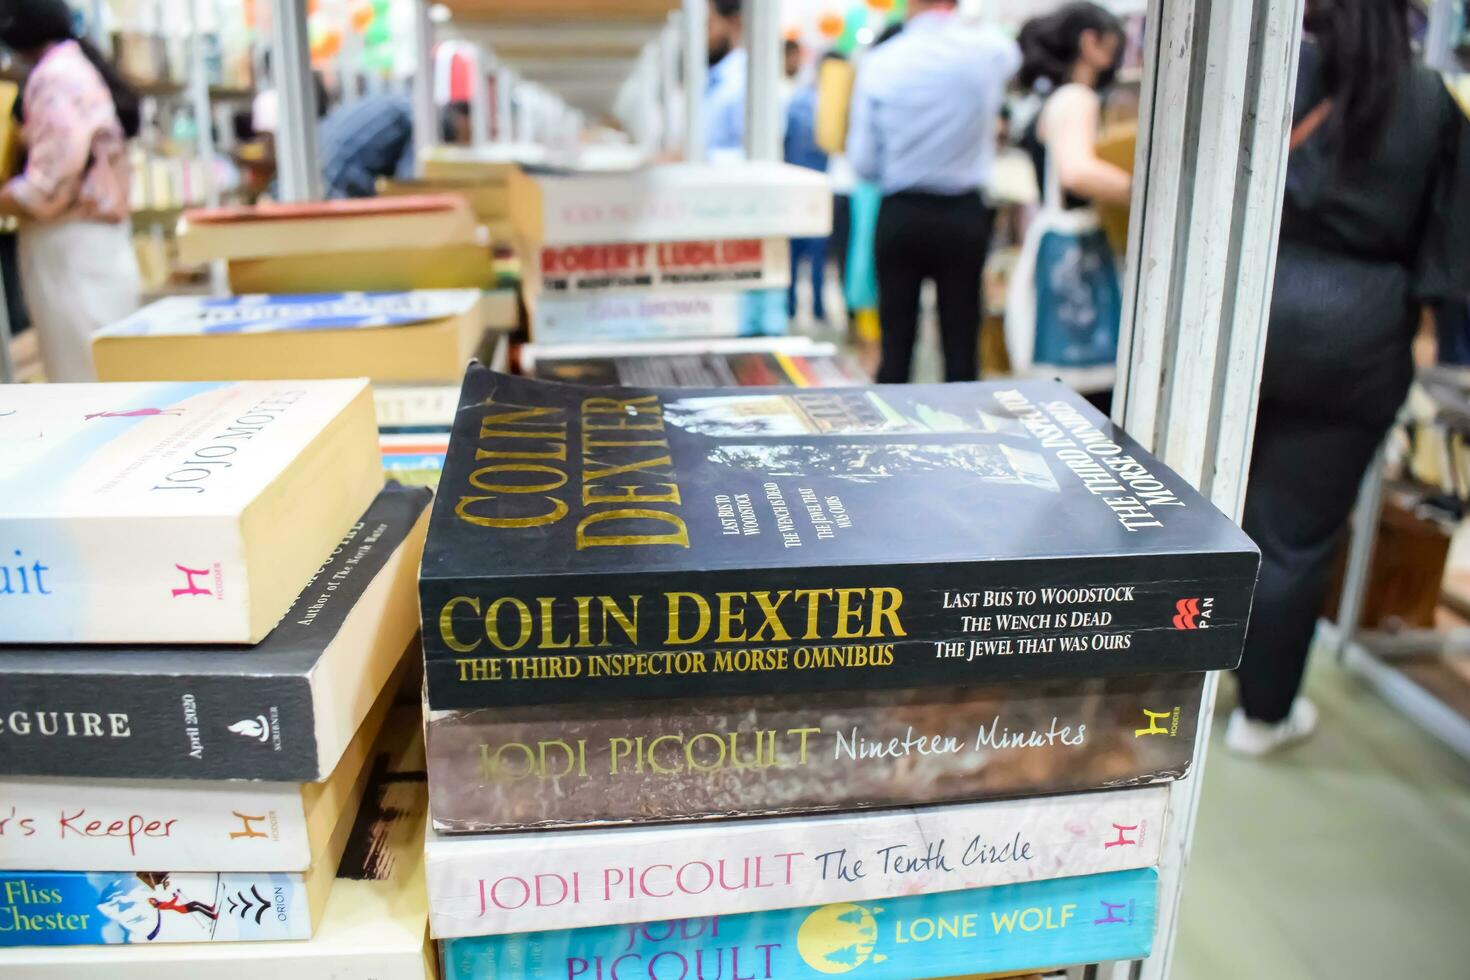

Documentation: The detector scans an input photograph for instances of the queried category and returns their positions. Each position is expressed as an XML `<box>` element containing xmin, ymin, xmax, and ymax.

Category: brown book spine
<box><xmin>426</xmin><ymin>672</ymin><xmax>1202</xmax><ymax>833</ymax></box>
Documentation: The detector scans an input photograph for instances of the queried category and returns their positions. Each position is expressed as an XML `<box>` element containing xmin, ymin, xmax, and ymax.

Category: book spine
<box><xmin>0</xmin><ymin>674</ymin><xmax>321</xmax><ymax>782</ymax></box>
<box><xmin>442</xmin><ymin>868</ymin><xmax>1158</xmax><ymax>979</ymax></box>
<box><xmin>0</xmin><ymin>779</ymin><xmax>311</xmax><ymax>872</ymax></box>
<box><xmin>0</xmin><ymin>947</ymin><xmax>435</xmax><ymax>980</ymax></box>
<box><xmin>425</xmin><ymin>787</ymin><xmax>1167</xmax><ymax>939</ymax></box>
<box><xmin>425</xmin><ymin>672</ymin><xmax>1203</xmax><ymax>833</ymax></box>
<box><xmin>539</xmin><ymin>183</ymin><xmax>833</xmax><ymax>244</ymax></box>
<box><xmin>530</xmin><ymin>288</ymin><xmax>789</xmax><ymax>345</ymax></box>
<box><xmin>0</xmin><ymin>869</ymin><xmax>313</xmax><ymax>945</ymax></box>
<box><xmin>530</xmin><ymin>239</ymin><xmax>793</xmax><ymax>297</ymax></box>
<box><xmin>1</xmin><ymin>516</ymin><xmax>250</xmax><ymax>644</ymax></box>
<box><xmin>420</xmin><ymin>553</ymin><xmax>1257</xmax><ymax>709</ymax></box>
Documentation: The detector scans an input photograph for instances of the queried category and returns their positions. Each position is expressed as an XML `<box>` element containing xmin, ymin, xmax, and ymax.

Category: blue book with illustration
<box><xmin>442</xmin><ymin>869</ymin><xmax>1157</xmax><ymax>980</ymax></box>
<box><xmin>0</xmin><ymin>870</ymin><xmax>312</xmax><ymax>946</ymax></box>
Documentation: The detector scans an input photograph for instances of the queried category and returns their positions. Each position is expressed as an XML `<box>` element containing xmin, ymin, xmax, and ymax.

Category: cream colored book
<box><xmin>176</xmin><ymin>196</ymin><xmax>483</xmax><ymax>264</ymax></box>
<box><xmin>227</xmin><ymin>243</ymin><xmax>499</xmax><ymax>294</ymax></box>
<box><xmin>378</xmin><ymin>177</ymin><xmax>511</xmax><ymax>220</ymax></box>
<box><xmin>0</xmin><ymin>710</ymin><xmax>432</xmax><ymax>977</ymax></box>
<box><xmin>0</xmin><ymin>380</ymin><xmax>382</xmax><ymax>644</ymax></box>
<box><xmin>93</xmin><ymin>290</ymin><xmax>486</xmax><ymax>385</ymax></box>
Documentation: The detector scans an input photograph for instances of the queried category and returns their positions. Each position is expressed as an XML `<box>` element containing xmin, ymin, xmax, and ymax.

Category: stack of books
<box><xmin>521</xmin><ymin>336</ymin><xmax>868</xmax><ymax>388</ymax></box>
<box><xmin>0</xmin><ymin>382</ymin><xmax>436</xmax><ymax>978</ymax></box>
<box><xmin>510</xmin><ymin>162</ymin><xmax>831</xmax><ymax>346</ymax></box>
<box><xmin>177</xmin><ymin>196</ymin><xmax>509</xmax><ymax>296</ymax></box>
<box><xmin>415</xmin><ymin>366</ymin><xmax>1260</xmax><ymax>978</ymax></box>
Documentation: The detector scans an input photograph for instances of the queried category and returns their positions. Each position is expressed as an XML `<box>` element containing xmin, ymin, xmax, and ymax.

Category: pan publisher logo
<box><xmin>1172</xmin><ymin>597</ymin><xmax>1213</xmax><ymax>630</ymax></box>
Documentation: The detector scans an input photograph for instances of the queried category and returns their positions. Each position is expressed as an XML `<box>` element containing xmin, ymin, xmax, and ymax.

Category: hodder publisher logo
<box><xmin>170</xmin><ymin>562</ymin><xmax>223</xmax><ymax>599</ymax></box>
<box><xmin>1134</xmin><ymin>707</ymin><xmax>1181</xmax><ymax>738</ymax></box>
<box><xmin>1172</xmin><ymin>597</ymin><xmax>1213</xmax><ymax>630</ymax></box>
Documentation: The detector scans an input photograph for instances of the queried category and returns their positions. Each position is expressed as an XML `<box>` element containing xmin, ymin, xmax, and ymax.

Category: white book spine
<box><xmin>531</xmin><ymin>289</ymin><xmax>786</xmax><ymax>345</ymax></box>
<box><xmin>0</xmin><ymin>778</ymin><xmax>311</xmax><ymax>872</ymax></box>
<box><xmin>425</xmin><ymin>786</ymin><xmax>1168</xmax><ymax>940</ymax></box>
<box><xmin>527</xmin><ymin>239</ymin><xmax>792</xmax><ymax>296</ymax></box>
<box><xmin>0</xmin><ymin>946</ymin><xmax>429</xmax><ymax>980</ymax></box>
<box><xmin>539</xmin><ymin>179</ymin><xmax>832</xmax><ymax>244</ymax></box>
<box><xmin>1</xmin><ymin>515</ymin><xmax>248</xmax><ymax>643</ymax></box>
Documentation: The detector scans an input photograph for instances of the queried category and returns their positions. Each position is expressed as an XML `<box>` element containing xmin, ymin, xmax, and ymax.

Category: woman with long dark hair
<box><xmin>1229</xmin><ymin>0</ymin><xmax>1470</xmax><ymax>754</ymax></box>
<box><xmin>0</xmin><ymin>0</ymin><xmax>142</xmax><ymax>380</ymax></box>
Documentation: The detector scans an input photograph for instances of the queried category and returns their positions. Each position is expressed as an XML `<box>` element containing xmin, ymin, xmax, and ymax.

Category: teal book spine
<box><xmin>442</xmin><ymin>869</ymin><xmax>1157</xmax><ymax>980</ymax></box>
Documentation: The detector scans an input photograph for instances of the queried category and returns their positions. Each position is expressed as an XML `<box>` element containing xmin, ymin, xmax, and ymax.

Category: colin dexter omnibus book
<box><xmin>419</xmin><ymin>367</ymin><xmax>1260</xmax><ymax>709</ymax></box>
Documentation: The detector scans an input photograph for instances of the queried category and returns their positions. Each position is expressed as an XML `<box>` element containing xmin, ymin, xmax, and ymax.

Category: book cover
<box><xmin>0</xmin><ymin>711</ymin><xmax>434</xmax><ymax>978</ymax></box>
<box><xmin>0</xmin><ymin>485</ymin><xmax>430</xmax><ymax>781</ymax></box>
<box><xmin>425</xmin><ymin>672</ymin><xmax>1202</xmax><ymax>833</ymax></box>
<box><xmin>442</xmin><ymin>869</ymin><xmax>1158</xmax><ymax>980</ymax></box>
<box><xmin>529</xmin><ymin>288</ymin><xmax>789</xmax><ymax>344</ymax></box>
<box><xmin>509</xmin><ymin>162</ymin><xmax>832</xmax><ymax>245</ymax></box>
<box><xmin>524</xmin><ymin>337</ymin><xmax>867</xmax><ymax>389</ymax></box>
<box><xmin>226</xmin><ymin>244</ymin><xmax>499</xmax><ymax>294</ymax></box>
<box><xmin>177</xmin><ymin>197</ymin><xmax>482</xmax><ymax>263</ymax></box>
<box><xmin>98</xmin><ymin>290</ymin><xmax>482</xmax><ymax>337</ymax></box>
<box><xmin>424</xmin><ymin>786</ymin><xmax>1166</xmax><ymax>939</ymax></box>
<box><xmin>419</xmin><ymin>369</ymin><xmax>1259</xmax><ymax>709</ymax></box>
<box><xmin>526</xmin><ymin>239</ymin><xmax>791</xmax><ymax>296</ymax></box>
<box><xmin>0</xmin><ymin>380</ymin><xmax>382</xmax><ymax>644</ymax></box>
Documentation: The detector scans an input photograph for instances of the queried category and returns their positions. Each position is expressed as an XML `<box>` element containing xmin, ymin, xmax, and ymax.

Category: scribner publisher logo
<box><xmin>1172</xmin><ymin>597</ymin><xmax>1213</xmax><ymax>630</ymax></box>
<box><xmin>228</xmin><ymin>716</ymin><xmax>271</xmax><ymax>743</ymax></box>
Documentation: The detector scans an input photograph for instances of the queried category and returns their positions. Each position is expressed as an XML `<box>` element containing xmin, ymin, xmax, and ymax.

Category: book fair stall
<box><xmin>1</xmin><ymin>1</ymin><xmax>1467</xmax><ymax>979</ymax></box>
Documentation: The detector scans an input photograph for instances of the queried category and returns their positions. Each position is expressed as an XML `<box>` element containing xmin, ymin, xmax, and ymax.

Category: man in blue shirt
<box><xmin>847</xmin><ymin>0</ymin><xmax>1020</xmax><ymax>382</ymax></box>
<box><xmin>318</xmin><ymin>94</ymin><xmax>416</xmax><ymax>199</ymax></box>
<box><xmin>785</xmin><ymin>60</ymin><xmax>829</xmax><ymax>322</ymax></box>
<box><xmin>704</xmin><ymin>0</ymin><xmax>747</xmax><ymax>160</ymax></box>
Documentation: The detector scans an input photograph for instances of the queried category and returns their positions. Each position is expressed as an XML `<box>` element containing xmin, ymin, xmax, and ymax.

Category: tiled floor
<box><xmin>1175</xmin><ymin>651</ymin><xmax>1470</xmax><ymax>979</ymax></box>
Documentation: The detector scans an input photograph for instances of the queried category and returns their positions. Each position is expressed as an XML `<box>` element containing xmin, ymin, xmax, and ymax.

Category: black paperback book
<box><xmin>420</xmin><ymin>368</ymin><xmax>1260</xmax><ymax>709</ymax></box>
<box><xmin>0</xmin><ymin>484</ymin><xmax>431</xmax><ymax>781</ymax></box>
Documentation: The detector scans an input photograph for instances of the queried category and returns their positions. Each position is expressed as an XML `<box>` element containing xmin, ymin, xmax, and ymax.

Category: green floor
<box><xmin>1175</xmin><ymin>653</ymin><xmax>1470</xmax><ymax>979</ymax></box>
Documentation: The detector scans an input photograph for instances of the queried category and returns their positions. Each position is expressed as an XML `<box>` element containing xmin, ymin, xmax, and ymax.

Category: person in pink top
<box><xmin>0</xmin><ymin>0</ymin><xmax>142</xmax><ymax>380</ymax></box>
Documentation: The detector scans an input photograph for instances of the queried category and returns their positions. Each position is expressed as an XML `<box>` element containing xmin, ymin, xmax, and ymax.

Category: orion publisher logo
<box><xmin>1172</xmin><ymin>597</ymin><xmax>1214</xmax><ymax>629</ymax></box>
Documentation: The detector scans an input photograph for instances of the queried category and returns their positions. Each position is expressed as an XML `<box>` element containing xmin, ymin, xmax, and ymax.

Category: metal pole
<box><xmin>269</xmin><ymin>0</ymin><xmax>321</xmax><ymax>201</ymax></box>
<box><xmin>1335</xmin><ymin>444</ymin><xmax>1389</xmax><ymax>659</ymax></box>
<box><xmin>744</xmin><ymin>0</ymin><xmax>782</xmax><ymax>161</ymax></box>
<box><xmin>469</xmin><ymin>47</ymin><xmax>492</xmax><ymax>147</ymax></box>
<box><xmin>411</xmin><ymin>0</ymin><xmax>437</xmax><ymax>162</ymax></box>
<box><xmin>0</xmin><ymin>259</ymin><xmax>14</xmax><ymax>383</ymax></box>
<box><xmin>495</xmin><ymin>65</ymin><xmax>515</xmax><ymax>145</ymax></box>
<box><xmin>1114</xmin><ymin>0</ymin><xmax>1304</xmax><ymax>977</ymax></box>
<box><xmin>638</xmin><ymin>44</ymin><xmax>661</xmax><ymax>153</ymax></box>
<box><xmin>187</xmin><ymin>0</ymin><xmax>227</xmax><ymax>292</ymax></box>
<box><xmin>681</xmin><ymin>0</ymin><xmax>707</xmax><ymax>161</ymax></box>
<box><xmin>661</xmin><ymin>16</ymin><xmax>682</xmax><ymax>154</ymax></box>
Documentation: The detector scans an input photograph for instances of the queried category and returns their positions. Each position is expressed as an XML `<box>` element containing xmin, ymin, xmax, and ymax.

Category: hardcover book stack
<box><xmin>509</xmin><ymin>162</ymin><xmax>831</xmax><ymax>347</ymax></box>
<box><xmin>0</xmin><ymin>382</ymin><xmax>436</xmax><ymax>978</ymax></box>
<box><xmin>416</xmin><ymin>366</ymin><xmax>1260</xmax><ymax>978</ymax></box>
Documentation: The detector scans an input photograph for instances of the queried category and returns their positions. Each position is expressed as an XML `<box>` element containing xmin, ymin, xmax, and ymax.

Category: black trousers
<box><xmin>874</xmin><ymin>190</ymin><xmax>993</xmax><ymax>383</ymax></box>
<box><xmin>1234</xmin><ymin>245</ymin><xmax>1415</xmax><ymax>723</ymax></box>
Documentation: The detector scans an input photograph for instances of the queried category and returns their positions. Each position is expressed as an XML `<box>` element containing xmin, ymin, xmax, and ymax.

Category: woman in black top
<box><xmin>1228</xmin><ymin>0</ymin><xmax>1470</xmax><ymax>755</ymax></box>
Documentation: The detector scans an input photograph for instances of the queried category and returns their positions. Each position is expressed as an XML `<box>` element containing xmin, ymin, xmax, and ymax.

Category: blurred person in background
<box><xmin>784</xmin><ymin>48</ymin><xmax>829</xmax><ymax>324</ymax></box>
<box><xmin>0</xmin><ymin>0</ymin><xmax>141</xmax><ymax>381</ymax></box>
<box><xmin>318</xmin><ymin>93</ymin><xmax>415</xmax><ymax>198</ymax></box>
<box><xmin>705</xmin><ymin>0</ymin><xmax>746</xmax><ymax>160</ymax></box>
<box><xmin>1229</xmin><ymin>0</ymin><xmax>1470</xmax><ymax>755</ymax></box>
<box><xmin>1008</xmin><ymin>3</ymin><xmax>1129</xmax><ymax>413</ymax></box>
<box><xmin>847</xmin><ymin>0</ymin><xmax>1020</xmax><ymax>383</ymax></box>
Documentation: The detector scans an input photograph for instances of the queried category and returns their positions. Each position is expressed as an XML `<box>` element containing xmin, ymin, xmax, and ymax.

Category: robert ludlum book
<box><xmin>419</xmin><ymin>368</ymin><xmax>1259</xmax><ymax>709</ymax></box>
<box><xmin>0</xmin><ymin>485</ymin><xmax>430</xmax><ymax>782</ymax></box>
<box><xmin>0</xmin><ymin>381</ymin><xmax>382</xmax><ymax>644</ymax></box>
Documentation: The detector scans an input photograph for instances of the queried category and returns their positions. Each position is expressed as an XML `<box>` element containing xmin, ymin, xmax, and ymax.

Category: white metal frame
<box><xmin>1114</xmin><ymin>0</ymin><xmax>1303</xmax><ymax>975</ymax></box>
<box><xmin>743</xmin><ymin>0</ymin><xmax>782</xmax><ymax>161</ymax></box>
<box><xmin>269</xmin><ymin>0</ymin><xmax>322</xmax><ymax>201</ymax></box>
<box><xmin>682</xmin><ymin>0</ymin><xmax>708</xmax><ymax>161</ymax></box>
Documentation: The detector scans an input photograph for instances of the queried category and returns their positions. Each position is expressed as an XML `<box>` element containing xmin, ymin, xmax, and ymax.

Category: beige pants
<box><xmin>18</xmin><ymin>219</ymin><xmax>141</xmax><ymax>382</ymax></box>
